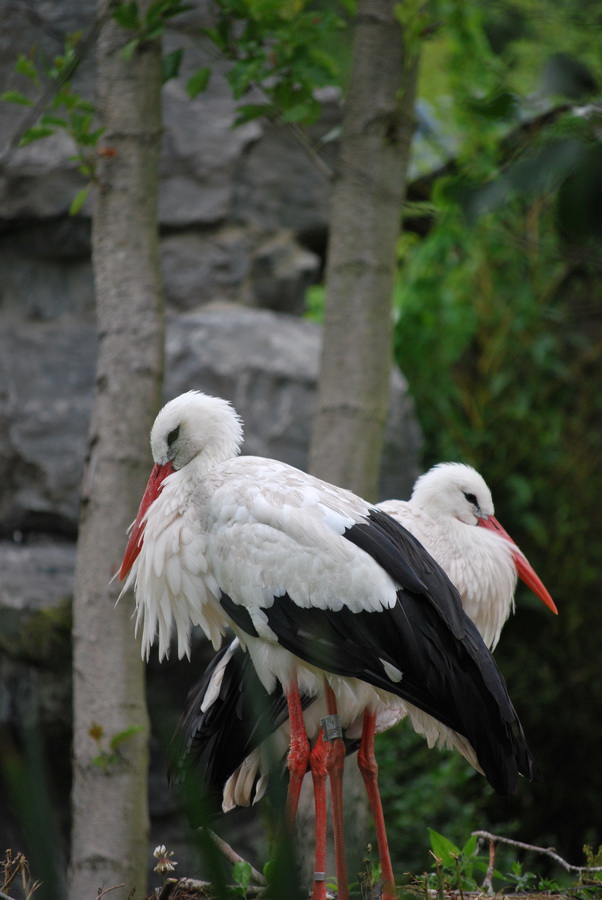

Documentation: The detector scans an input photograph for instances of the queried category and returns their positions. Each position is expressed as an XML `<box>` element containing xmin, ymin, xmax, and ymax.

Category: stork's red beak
<box><xmin>477</xmin><ymin>515</ymin><xmax>558</xmax><ymax>614</ymax></box>
<box><xmin>118</xmin><ymin>461</ymin><xmax>175</xmax><ymax>581</ymax></box>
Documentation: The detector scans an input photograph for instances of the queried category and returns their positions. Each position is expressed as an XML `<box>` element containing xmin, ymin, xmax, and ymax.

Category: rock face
<box><xmin>0</xmin><ymin>1</ymin><xmax>422</xmax><ymax>890</ymax></box>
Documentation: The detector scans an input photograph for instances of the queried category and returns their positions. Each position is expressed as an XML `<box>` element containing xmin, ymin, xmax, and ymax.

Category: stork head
<box><xmin>150</xmin><ymin>390</ymin><xmax>244</xmax><ymax>471</ymax></box>
<box><xmin>411</xmin><ymin>462</ymin><xmax>494</xmax><ymax>526</ymax></box>
<box><xmin>119</xmin><ymin>391</ymin><xmax>244</xmax><ymax>582</ymax></box>
<box><xmin>411</xmin><ymin>462</ymin><xmax>558</xmax><ymax>615</ymax></box>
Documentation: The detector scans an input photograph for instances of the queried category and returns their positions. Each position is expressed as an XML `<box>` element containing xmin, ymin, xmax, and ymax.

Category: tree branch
<box><xmin>472</xmin><ymin>830</ymin><xmax>602</xmax><ymax>875</ymax></box>
<box><xmin>205</xmin><ymin>829</ymin><xmax>267</xmax><ymax>886</ymax></box>
<box><xmin>0</xmin><ymin>11</ymin><xmax>105</xmax><ymax>166</ymax></box>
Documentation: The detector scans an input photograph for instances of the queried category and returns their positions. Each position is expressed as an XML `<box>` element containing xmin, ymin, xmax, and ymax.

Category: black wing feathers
<box><xmin>213</xmin><ymin>508</ymin><xmax>539</xmax><ymax>797</ymax></box>
<box><xmin>168</xmin><ymin>638</ymin><xmax>313</xmax><ymax>818</ymax></box>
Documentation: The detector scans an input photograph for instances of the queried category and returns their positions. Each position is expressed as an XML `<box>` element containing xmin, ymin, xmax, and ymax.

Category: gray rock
<box><xmin>0</xmin><ymin>305</ymin><xmax>420</xmax><ymax>535</ymax></box>
<box><xmin>0</xmin><ymin>320</ymin><xmax>97</xmax><ymax>534</ymax></box>
<box><xmin>246</xmin><ymin>231</ymin><xmax>320</xmax><ymax>314</ymax></box>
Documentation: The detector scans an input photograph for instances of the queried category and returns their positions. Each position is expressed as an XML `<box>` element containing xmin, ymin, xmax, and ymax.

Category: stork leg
<box><xmin>357</xmin><ymin>710</ymin><xmax>396</xmax><ymax>900</ymax></box>
<box><xmin>285</xmin><ymin>676</ymin><xmax>311</xmax><ymax>829</ymax></box>
<box><xmin>323</xmin><ymin>681</ymin><xmax>349</xmax><ymax>900</ymax></box>
<box><xmin>309</xmin><ymin>728</ymin><xmax>329</xmax><ymax>900</ymax></box>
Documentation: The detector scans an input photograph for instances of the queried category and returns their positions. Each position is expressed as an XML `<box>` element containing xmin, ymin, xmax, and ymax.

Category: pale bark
<box><xmin>68</xmin><ymin>3</ymin><xmax>164</xmax><ymax>897</ymax></box>
<box><xmin>309</xmin><ymin>0</ymin><xmax>419</xmax><ymax>501</ymax></box>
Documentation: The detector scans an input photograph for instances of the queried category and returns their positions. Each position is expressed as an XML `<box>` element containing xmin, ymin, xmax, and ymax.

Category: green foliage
<box><xmin>1</xmin><ymin>35</ymin><xmax>103</xmax><ymax>212</ymax></box>
<box><xmin>1</xmin><ymin>37</ymin><xmax>103</xmax><ymax>164</ymax></box>
<box><xmin>112</xmin><ymin>0</ymin><xmax>193</xmax><ymax>59</ymax></box>
<box><xmin>304</xmin><ymin>283</ymin><xmax>326</xmax><ymax>321</ymax></box>
<box><xmin>358</xmin><ymin>845</ymin><xmax>382</xmax><ymax>899</ymax></box>
<box><xmin>390</xmin><ymin>5</ymin><xmax>602</xmax><ymax>865</ymax></box>
<box><xmin>199</xmin><ymin>0</ymin><xmax>347</xmax><ymax>125</ymax></box>
<box><xmin>412</xmin><ymin>830</ymin><xmax>597</xmax><ymax>896</ymax></box>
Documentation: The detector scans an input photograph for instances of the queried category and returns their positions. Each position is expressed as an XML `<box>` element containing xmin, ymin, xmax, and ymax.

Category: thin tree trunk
<box><xmin>309</xmin><ymin>0</ymin><xmax>419</xmax><ymax>501</ymax></box>
<box><xmin>68</xmin><ymin>3</ymin><xmax>164</xmax><ymax>897</ymax></box>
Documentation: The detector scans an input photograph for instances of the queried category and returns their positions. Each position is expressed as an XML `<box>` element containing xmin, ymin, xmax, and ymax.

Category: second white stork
<box><xmin>119</xmin><ymin>392</ymin><xmax>542</xmax><ymax>900</ymax></box>
<box><xmin>168</xmin><ymin>462</ymin><xmax>556</xmax><ymax>895</ymax></box>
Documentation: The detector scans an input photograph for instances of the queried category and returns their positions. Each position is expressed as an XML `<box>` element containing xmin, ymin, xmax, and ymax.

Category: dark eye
<box><xmin>167</xmin><ymin>425</ymin><xmax>180</xmax><ymax>447</ymax></box>
<box><xmin>463</xmin><ymin>491</ymin><xmax>478</xmax><ymax>506</ymax></box>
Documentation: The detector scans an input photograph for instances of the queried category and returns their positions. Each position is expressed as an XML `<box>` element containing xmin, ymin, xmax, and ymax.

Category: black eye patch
<box><xmin>463</xmin><ymin>492</ymin><xmax>478</xmax><ymax>506</ymax></box>
<box><xmin>167</xmin><ymin>425</ymin><xmax>180</xmax><ymax>447</ymax></box>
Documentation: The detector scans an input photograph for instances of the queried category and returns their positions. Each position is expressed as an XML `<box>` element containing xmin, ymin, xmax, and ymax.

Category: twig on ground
<box><xmin>473</xmin><ymin>830</ymin><xmax>602</xmax><ymax>875</ymax></box>
<box><xmin>175</xmin><ymin>876</ymin><xmax>266</xmax><ymax>895</ymax></box>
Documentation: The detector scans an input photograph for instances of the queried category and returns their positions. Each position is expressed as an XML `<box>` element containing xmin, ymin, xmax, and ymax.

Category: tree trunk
<box><xmin>309</xmin><ymin>0</ymin><xmax>419</xmax><ymax>501</ymax></box>
<box><xmin>68</xmin><ymin>4</ymin><xmax>164</xmax><ymax>898</ymax></box>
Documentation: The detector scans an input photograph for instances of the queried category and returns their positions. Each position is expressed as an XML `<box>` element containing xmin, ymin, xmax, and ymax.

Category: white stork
<box><xmin>119</xmin><ymin>393</ymin><xmax>543</xmax><ymax>900</ymax></box>
<box><xmin>167</xmin><ymin>461</ymin><xmax>556</xmax><ymax>895</ymax></box>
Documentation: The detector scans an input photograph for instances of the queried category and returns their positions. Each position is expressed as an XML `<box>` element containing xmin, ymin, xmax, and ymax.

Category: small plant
<box><xmin>89</xmin><ymin>721</ymin><xmax>143</xmax><ymax>771</ymax></box>
<box><xmin>583</xmin><ymin>845</ymin><xmax>602</xmax><ymax>876</ymax></box>
<box><xmin>423</xmin><ymin>829</ymin><xmax>492</xmax><ymax>895</ymax></box>
<box><xmin>409</xmin><ymin>828</ymin><xmax>602</xmax><ymax>897</ymax></box>
<box><xmin>0</xmin><ymin>849</ymin><xmax>41</xmax><ymax>900</ymax></box>
<box><xmin>359</xmin><ymin>843</ymin><xmax>382</xmax><ymax>900</ymax></box>
<box><xmin>503</xmin><ymin>860</ymin><xmax>539</xmax><ymax>892</ymax></box>
<box><xmin>230</xmin><ymin>859</ymin><xmax>252</xmax><ymax>897</ymax></box>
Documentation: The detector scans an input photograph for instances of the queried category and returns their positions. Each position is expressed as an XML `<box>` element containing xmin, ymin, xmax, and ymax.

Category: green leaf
<box><xmin>112</xmin><ymin>0</ymin><xmax>140</xmax><ymax>30</ymax></box>
<box><xmin>262</xmin><ymin>859</ymin><xmax>277</xmax><ymax>881</ymax></box>
<box><xmin>468</xmin><ymin>90</ymin><xmax>518</xmax><ymax>121</ymax></box>
<box><xmin>69</xmin><ymin>185</ymin><xmax>90</xmax><ymax>216</ymax></box>
<box><xmin>187</xmin><ymin>66</ymin><xmax>211</xmax><ymax>99</ymax></box>
<box><xmin>121</xmin><ymin>38</ymin><xmax>140</xmax><ymax>61</ymax></box>
<box><xmin>109</xmin><ymin>724</ymin><xmax>143</xmax><ymax>751</ymax></box>
<box><xmin>146</xmin><ymin>0</ymin><xmax>193</xmax><ymax>24</ymax></box>
<box><xmin>144</xmin><ymin>23</ymin><xmax>166</xmax><ymax>41</ymax></box>
<box><xmin>77</xmin><ymin>127</ymin><xmax>104</xmax><ymax>147</ymax></box>
<box><xmin>281</xmin><ymin>102</ymin><xmax>316</xmax><ymax>124</ymax></box>
<box><xmin>428</xmin><ymin>828</ymin><xmax>460</xmax><ymax>866</ymax></box>
<box><xmin>232</xmin><ymin>860</ymin><xmax>252</xmax><ymax>890</ymax></box>
<box><xmin>76</xmin><ymin>98</ymin><xmax>97</xmax><ymax>113</ymax></box>
<box><xmin>162</xmin><ymin>48</ymin><xmax>183</xmax><ymax>83</ymax></box>
<box><xmin>19</xmin><ymin>126</ymin><xmax>55</xmax><ymax>145</ymax></box>
<box><xmin>15</xmin><ymin>54</ymin><xmax>39</xmax><ymax>82</ymax></box>
<box><xmin>233</xmin><ymin>102</ymin><xmax>274</xmax><ymax>125</ymax></box>
<box><xmin>461</xmin><ymin>834</ymin><xmax>478</xmax><ymax>857</ymax></box>
<box><xmin>40</xmin><ymin>113</ymin><xmax>68</xmax><ymax>128</ymax></box>
<box><xmin>1</xmin><ymin>90</ymin><xmax>34</xmax><ymax>106</ymax></box>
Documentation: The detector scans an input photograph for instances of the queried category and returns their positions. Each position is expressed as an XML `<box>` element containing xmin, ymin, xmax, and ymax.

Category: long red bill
<box><xmin>477</xmin><ymin>515</ymin><xmax>558</xmax><ymax>614</ymax></box>
<box><xmin>118</xmin><ymin>461</ymin><xmax>174</xmax><ymax>581</ymax></box>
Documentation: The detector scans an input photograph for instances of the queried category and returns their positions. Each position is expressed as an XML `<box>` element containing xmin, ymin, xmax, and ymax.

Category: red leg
<box><xmin>309</xmin><ymin>729</ymin><xmax>329</xmax><ymax>900</ymax></box>
<box><xmin>323</xmin><ymin>682</ymin><xmax>349</xmax><ymax>900</ymax></box>
<box><xmin>286</xmin><ymin>676</ymin><xmax>311</xmax><ymax>830</ymax></box>
<box><xmin>357</xmin><ymin>710</ymin><xmax>396</xmax><ymax>900</ymax></box>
